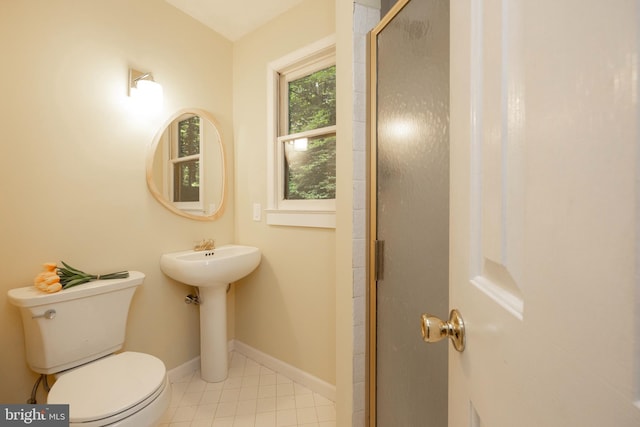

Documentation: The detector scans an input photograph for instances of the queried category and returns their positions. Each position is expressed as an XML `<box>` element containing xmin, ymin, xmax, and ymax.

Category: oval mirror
<box><xmin>146</xmin><ymin>108</ymin><xmax>226</xmax><ymax>221</ymax></box>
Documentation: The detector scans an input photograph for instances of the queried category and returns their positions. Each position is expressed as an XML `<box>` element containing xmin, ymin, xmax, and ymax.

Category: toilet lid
<box><xmin>47</xmin><ymin>352</ymin><xmax>166</xmax><ymax>423</ymax></box>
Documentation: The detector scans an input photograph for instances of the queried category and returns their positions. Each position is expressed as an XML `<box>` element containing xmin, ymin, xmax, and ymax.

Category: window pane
<box><xmin>178</xmin><ymin>116</ymin><xmax>200</xmax><ymax>157</ymax></box>
<box><xmin>173</xmin><ymin>160</ymin><xmax>200</xmax><ymax>202</ymax></box>
<box><xmin>284</xmin><ymin>134</ymin><xmax>336</xmax><ymax>200</ymax></box>
<box><xmin>288</xmin><ymin>65</ymin><xmax>336</xmax><ymax>134</ymax></box>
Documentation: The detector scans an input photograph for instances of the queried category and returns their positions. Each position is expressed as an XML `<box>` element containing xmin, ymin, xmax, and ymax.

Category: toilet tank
<box><xmin>7</xmin><ymin>271</ymin><xmax>144</xmax><ymax>374</ymax></box>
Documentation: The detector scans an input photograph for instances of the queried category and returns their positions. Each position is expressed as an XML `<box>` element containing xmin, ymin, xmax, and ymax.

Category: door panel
<box><xmin>450</xmin><ymin>0</ymin><xmax>640</xmax><ymax>426</ymax></box>
<box><xmin>371</xmin><ymin>0</ymin><xmax>450</xmax><ymax>425</ymax></box>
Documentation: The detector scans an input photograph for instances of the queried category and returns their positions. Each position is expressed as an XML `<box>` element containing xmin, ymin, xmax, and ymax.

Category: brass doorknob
<box><xmin>421</xmin><ymin>309</ymin><xmax>465</xmax><ymax>352</ymax></box>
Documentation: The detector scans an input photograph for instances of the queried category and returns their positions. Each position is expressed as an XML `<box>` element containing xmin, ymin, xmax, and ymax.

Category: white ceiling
<box><xmin>165</xmin><ymin>0</ymin><xmax>307</xmax><ymax>41</ymax></box>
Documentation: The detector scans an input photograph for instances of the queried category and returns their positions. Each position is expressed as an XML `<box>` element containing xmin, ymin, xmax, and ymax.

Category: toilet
<box><xmin>8</xmin><ymin>271</ymin><xmax>170</xmax><ymax>426</ymax></box>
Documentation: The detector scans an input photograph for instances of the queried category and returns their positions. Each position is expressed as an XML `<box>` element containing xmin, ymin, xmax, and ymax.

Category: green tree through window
<box><xmin>173</xmin><ymin>116</ymin><xmax>200</xmax><ymax>203</ymax></box>
<box><xmin>284</xmin><ymin>65</ymin><xmax>336</xmax><ymax>200</ymax></box>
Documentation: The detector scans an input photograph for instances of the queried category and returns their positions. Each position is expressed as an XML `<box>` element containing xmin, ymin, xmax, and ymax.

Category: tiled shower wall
<box><xmin>352</xmin><ymin>3</ymin><xmax>380</xmax><ymax>426</ymax></box>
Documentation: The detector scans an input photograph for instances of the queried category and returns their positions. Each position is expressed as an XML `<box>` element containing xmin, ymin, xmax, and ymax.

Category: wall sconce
<box><xmin>128</xmin><ymin>68</ymin><xmax>163</xmax><ymax>112</ymax></box>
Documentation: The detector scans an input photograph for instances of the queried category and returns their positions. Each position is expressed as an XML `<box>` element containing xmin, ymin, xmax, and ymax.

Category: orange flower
<box><xmin>33</xmin><ymin>261</ymin><xmax>129</xmax><ymax>293</ymax></box>
<box><xmin>43</xmin><ymin>262</ymin><xmax>57</xmax><ymax>272</ymax></box>
<box><xmin>34</xmin><ymin>265</ymin><xmax>62</xmax><ymax>293</ymax></box>
<box><xmin>37</xmin><ymin>281</ymin><xmax>62</xmax><ymax>293</ymax></box>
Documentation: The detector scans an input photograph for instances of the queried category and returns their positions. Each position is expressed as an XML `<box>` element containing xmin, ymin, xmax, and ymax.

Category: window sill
<box><xmin>265</xmin><ymin>209</ymin><xmax>336</xmax><ymax>229</ymax></box>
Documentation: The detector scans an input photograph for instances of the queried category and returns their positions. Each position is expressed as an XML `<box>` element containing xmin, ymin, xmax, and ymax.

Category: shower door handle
<box><xmin>420</xmin><ymin>309</ymin><xmax>465</xmax><ymax>352</ymax></box>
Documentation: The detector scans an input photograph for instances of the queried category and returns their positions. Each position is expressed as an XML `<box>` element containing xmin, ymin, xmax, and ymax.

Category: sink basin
<box><xmin>160</xmin><ymin>245</ymin><xmax>261</xmax><ymax>287</ymax></box>
<box><xmin>160</xmin><ymin>244</ymin><xmax>261</xmax><ymax>383</ymax></box>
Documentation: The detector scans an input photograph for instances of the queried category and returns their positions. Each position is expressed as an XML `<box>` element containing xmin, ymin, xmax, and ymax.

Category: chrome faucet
<box><xmin>194</xmin><ymin>238</ymin><xmax>215</xmax><ymax>251</ymax></box>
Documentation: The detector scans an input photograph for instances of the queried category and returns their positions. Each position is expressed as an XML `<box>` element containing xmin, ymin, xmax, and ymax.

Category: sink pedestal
<box><xmin>199</xmin><ymin>285</ymin><xmax>228</xmax><ymax>382</ymax></box>
<box><xmin>159</xmin><ymin>245</ymin><xmax>261</xmax><ymax>383</ymax></box>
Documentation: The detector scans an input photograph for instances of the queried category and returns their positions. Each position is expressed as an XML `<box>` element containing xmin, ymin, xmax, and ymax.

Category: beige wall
<box><xmin>0</xmin><ymin>0</ymin><xmax>235</xmax><ymax>403</ymax></box>
<box><xmin>232</xmin><ymin>0</ymin><xmax>337</xmax><ymax>386</ymax></box>
<box><xmin>0</xmin><ymin>0</ymin><xmax>353</xmax><ymax>414</ymax></box>
<box><xmin>335</xmin><ymin>0</ymin><xmax>355</xmax><ymax>424</ymax></box>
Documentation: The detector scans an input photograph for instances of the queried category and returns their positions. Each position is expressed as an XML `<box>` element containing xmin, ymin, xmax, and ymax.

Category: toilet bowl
<box><xmin>7</xmin><ymin>272</ymin><xmax>170</xmax><ymax>427</ymax></box>
<box><xmin>47</xmin><ymin>352</ymin><xmax>171</xmax><ymax>426</ymax></box>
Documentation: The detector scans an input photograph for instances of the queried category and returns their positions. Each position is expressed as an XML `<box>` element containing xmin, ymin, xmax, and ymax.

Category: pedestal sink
<box><xmin>160</xmin><ymin>245</ymin><xmax>261</xmax><ymax>382</ymax></box>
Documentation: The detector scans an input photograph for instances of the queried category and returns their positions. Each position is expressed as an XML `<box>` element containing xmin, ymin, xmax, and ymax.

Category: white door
<box><xmin>446</xmin><ymin>1</ymin><xmax>640</xmax><ymax>426</ymax></box>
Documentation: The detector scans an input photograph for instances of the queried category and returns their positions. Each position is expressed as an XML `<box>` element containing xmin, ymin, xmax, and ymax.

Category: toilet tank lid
<box><xmin>7</xmin><ymin>271</ymin><xmax>145</xmax><ymax>308</ymax></box>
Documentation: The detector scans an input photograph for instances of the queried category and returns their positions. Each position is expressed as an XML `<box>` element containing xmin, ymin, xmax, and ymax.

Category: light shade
<box><xmin>129</xmin><ymin>69</ymin><xmax>163</xmax><ymax>112</ymax></box>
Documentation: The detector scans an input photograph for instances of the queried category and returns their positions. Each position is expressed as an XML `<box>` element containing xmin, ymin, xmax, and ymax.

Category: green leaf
<box><xmin>62</xmin><ymin>277</ymin><xmax>92</xmax><ymax>289</ymax></box>
<box><xmin>60</xmin><ymin>261</ymin><xmax>86</xmax><ymax>276</ymax></box>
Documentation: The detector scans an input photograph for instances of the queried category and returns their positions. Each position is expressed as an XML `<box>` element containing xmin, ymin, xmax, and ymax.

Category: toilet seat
<box><xmin>47</xmin><ymin>352</ymin><xmax>167</xmax><ymax>426</ymax></box>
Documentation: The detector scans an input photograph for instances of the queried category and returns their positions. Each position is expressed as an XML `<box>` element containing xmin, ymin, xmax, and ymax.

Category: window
<box><xmin>171</xmin><ymin>114</ymin><xmax>203</xmax><ymax>212</ymax></box>
<box><xmin>281</xmin><ymin>64</ymin><xmax>336</xmax><ymax>201</ymax></box>
<box><xmin>267</xmin><ymin>36</ymin><xmax>336</xmax><ymax>228</ymax></box>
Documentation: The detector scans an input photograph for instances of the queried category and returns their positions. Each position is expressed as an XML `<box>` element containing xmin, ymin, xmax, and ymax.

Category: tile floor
<box><xmin>159</xmin><ymin>351</ymin><xmax>336</xmax><ymax>427</ymax></box>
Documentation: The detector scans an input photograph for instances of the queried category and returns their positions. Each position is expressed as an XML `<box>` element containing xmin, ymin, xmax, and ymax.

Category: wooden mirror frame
<box><xmin>146</xmin><ymin>108</ymin><xmax>227</xmax><ymax>221</ymax></box>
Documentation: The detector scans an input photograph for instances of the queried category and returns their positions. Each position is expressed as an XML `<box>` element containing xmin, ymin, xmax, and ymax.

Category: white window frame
<box><xmin>266</xmin><ymin>35</ymin><xmax>337</xmax><ymax>228</ymax></box>
<box><xmin>170</xmin><ymin>114</ymin><xmax>205</xmax><ymax>214</ymax></box>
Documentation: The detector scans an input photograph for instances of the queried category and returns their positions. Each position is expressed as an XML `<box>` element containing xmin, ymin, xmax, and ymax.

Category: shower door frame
<box><xmin>367</xmin><ymin>0</ymin><xmax>450</xmax><ymax>424</ymax></box>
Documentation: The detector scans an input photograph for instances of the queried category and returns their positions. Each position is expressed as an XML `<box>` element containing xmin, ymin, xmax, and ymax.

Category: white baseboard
<box><xmin>232</xmin><ymin>340</ymin><xmax>336</xmax><ymax>402</ymax></box>
<box><xmin>166</xmin><ymin>340</ymin><xmax>335</xmax><ymax>403</ymax></box>
<box><xmin>167</xmin><ymin>340</ymin><xmax>235</xmax><ymax>382</ymax></box>
<box><xmin>167</xmin><ymin>356</ymin><xmax>200</xmax><ymax>383</ymax></box>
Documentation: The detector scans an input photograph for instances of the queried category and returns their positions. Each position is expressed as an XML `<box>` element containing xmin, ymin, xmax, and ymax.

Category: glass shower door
<box><xmin>372</xmin><ymin>0</ymin><xmax>450</xmax><ymax>425</ymax></box>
